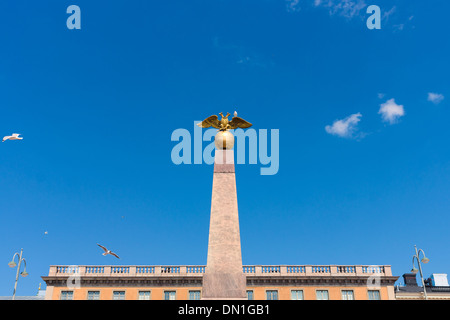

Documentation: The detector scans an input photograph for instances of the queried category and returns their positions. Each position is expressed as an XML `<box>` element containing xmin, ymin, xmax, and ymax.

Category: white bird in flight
<box><xmin>97</xmin><ymin>243</ymin><xmax>120</xmax><ymax>259</ymax></box>
<box><xmin>2</xmin><ymin>133</ymin><xmax>23</xmax><ymax>142</ymax></box>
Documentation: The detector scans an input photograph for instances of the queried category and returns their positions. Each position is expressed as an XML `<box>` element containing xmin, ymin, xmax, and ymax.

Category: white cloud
<box><xmin>325</xmin><ymin>112</ymin><xmax>362</xmax><ymax>138</ymax></box>
<box><xmin>212</xmin><ymin>36</ymin><xmax>272</xmax><ymax>68</ymax></box>
<box><xmin>427</xmin><ymin>92</ymin><xmax>444</xmax><ymax>104</ymax></box>
<box><xmin>305</xmin><ymin>1</ymin><xmax>411</xmax><ymax>32</ymax></box>
<box><xmin>378</xmin><ymin>98</ymin><xmax>404</xmax><ymax>124</ymax></box>
<box><xmin>286</xmin><ymin>0</ymin><xmax>301</xmax><ymax>13</ymax></box>
<box><xmin>314</xmin><ymin>0</ymin><xmax>367</xmax><ymax>19</ymax></box>
<box><xmin>382</xmin><ymin>6</ymin><xmax>396</xmax><ymax>20</ymax></box>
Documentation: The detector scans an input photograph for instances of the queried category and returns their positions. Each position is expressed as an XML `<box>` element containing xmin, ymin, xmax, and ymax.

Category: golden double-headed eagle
<box><xmin>197</xmin><ymin>112</ymin><xmax>252</xmax><ymax>131</ymax></box>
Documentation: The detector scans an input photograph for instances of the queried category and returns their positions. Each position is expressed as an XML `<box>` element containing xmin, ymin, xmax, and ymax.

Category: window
<box><xmin>316</xmin><ymin>290</ymin><xmax>329</xmax><ymax>300</ymax></box>
<box><xmin>164</xmin><ymin>291</ymin><xmax>176</xmax><ymax>300</ymax></box>
<box><xmin>247</xmin><ymin>290</ymin><xmax>254</xmax><ymax>300</ymax></box>
<box><xmin>60</xmin><ymin>291</ymin><xmax>73</xmax><ymax>300</ymax></box>
<box><xmin>341</xmin><ymin>290</ymin><xmax>354</xmax><ymax>300</ymax></box>
<box><xmin>266</xmin><ymin>290</ymin><xmax>278</xmax><ymax>300</ymax></box>
<box><xmin>368</xmin><ymin>290</ymin><xmax>381</xmax><ymax>300</ymax></box>
<box><xmin>87</xmin><ymin>291</ymin><xmax>100</xmax><ymax>300</ymax></box>
<box><xmin>138</xmin><ymin>291</ymin><xmax>151</xmax><ymax>300</ymax></box>
<box><xmin>113</xmin><ymin>291</ymin><xmax>125</xmax><ymax>300</ymax></box>
<box><xmin>291</xmin><ymin>290</ymin><xmax>304</xmax><ymax>300</ymax></box>
<box><xmin>189</xmin><ymin>291</ymin><xmax>201</xmax><ymax>300</ymax></box>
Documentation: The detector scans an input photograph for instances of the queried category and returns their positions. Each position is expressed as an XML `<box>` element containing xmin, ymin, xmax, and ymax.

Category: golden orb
<box><xmin>215</xmin><ymin>131</ymin><xmax>235</xmax><ymax>150</ymax></box>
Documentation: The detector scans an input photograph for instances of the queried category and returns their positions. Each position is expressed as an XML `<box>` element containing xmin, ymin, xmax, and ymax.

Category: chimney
<box><xmin>403</xmin><ymin>273</ymin><xmax>418</xmax><ymax>287</ymax></box>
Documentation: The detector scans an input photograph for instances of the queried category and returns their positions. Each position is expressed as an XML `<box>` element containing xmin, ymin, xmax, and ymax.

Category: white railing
<box><xmin>85</xmin><ymin>266</ymin><xmax>104</xmax><ymax>274</ymax></box>
<box><xmin>312</xmin><ymin>266</ymin><xmax>330</xmax><ymax>273</ymax></box>
<box><xmin>186</xmin><ymin>266</ymin><xmax>205</xmax><ymax>273</ymax></box>
<box><xmin>362</xmin><ymin>266</ymin><xmax>385</xmax><ymax>274</ymax></box>
<box><xmin>262</xmin><ymin>266</ymin><xmax>281</xmax><ymax>273</ymax></box>
<box><xmin>136</xmin><ymin>266</ymin><xmax>155</xmax><ymax>274</ymax></box>
<box><xmin>50</xmin><ymin>265</ymin><xmax>392</xmax><ymax>277</ymax></box>
<box><xmin>243</xmin><ymin>266</ymin><xmax>256</xmax><ymax>273</ymax></box>
<box><xmin>111</xmin><ymin>266</ymin><xmax>129</xmax><ymax>274</ymax></box>
<box><xmin>337</xmin><ymin>266</ymin><xmax>356</xmax><ymax>273</ymax></box>
<box><xmin>287</xmin><ymin>266</ymin><xmax>305</xmax><ymax>273</ymax></box>
<box><xmin>161</xmin><ymin>266</ymin><xmax>180</xmax><ymax>273</ymax></box>
<box><xmin>56</xmin><ymin>266</ymin><xmax>79</xmax><ymax>274</ymax></box>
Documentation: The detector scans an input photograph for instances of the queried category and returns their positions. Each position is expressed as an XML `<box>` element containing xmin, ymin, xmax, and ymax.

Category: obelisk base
<box><xmin>201</xmin><ymin>273</ymin><xmax>247</xmax><ymax>300</ymax></box>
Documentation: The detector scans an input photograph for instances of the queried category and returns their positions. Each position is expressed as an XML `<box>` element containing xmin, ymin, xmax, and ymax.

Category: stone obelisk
<box><xmin>199</xmin><ymin>114</ymin><xmax>250</xmax><ymax>300</ymax></box>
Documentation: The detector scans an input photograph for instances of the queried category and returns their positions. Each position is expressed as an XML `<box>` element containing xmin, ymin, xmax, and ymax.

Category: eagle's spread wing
<box><xmin>197</xmin><ymin>115</ymin><xmax>220</xmax><ymax>129</ymax></box>
<box><xmin>229</xmin><ymin>117</ymin><xmax>252</xmax><ymax>129</ymax></box>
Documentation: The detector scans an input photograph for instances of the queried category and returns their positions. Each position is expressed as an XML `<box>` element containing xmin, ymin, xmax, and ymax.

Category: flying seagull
<box><xmin>97</xmin><ymin>243</ymin><xmax>120</xmax><ymax>259</ymax></box>
<box><xmin>2</xmin><ymin>133</ymin><xmax>23</xmax><ymax>142</ymax></box>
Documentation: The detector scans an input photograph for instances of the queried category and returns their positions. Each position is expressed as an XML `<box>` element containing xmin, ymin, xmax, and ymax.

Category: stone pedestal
<box><xmin>201</xmin><ymin>149</ymin><xmax>247</xmax><ymax>300</ymax></box>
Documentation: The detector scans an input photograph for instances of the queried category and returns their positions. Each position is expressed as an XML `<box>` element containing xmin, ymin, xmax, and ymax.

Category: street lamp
<box><xmin>8</xmin><ymin>248</ymin><xmax>28</xmax><ymax>300</ymax></box>
<box><xmin>411</xmin><ymin>245</ymin><xmax>430</xmax><ymax>300</ymax></box>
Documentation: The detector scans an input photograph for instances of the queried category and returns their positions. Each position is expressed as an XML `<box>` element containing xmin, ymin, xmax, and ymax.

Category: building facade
<box><xmin>395</xmin><ymin>273</ymin><xmax>450</xmax><ymax>300</ymax></box>
<box><xmin>42</xmin><ymin>264</ymin><xmax>398</xmax><ymax>300</ymax></box>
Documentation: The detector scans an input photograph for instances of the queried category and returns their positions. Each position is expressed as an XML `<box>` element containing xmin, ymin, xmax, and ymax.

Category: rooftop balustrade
<box><xmin>48</xmin><ymin>265</ymin><xmax>392</xmax><ymax>277</ymax></box>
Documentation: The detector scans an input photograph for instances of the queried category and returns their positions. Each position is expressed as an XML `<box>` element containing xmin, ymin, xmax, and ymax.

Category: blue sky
<box><xmin>1</xmin><ymin>0</ymin><xmax>449</xmax><ymax>295</ymax></box>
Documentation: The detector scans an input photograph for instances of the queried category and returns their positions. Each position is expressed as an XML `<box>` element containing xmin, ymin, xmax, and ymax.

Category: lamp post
<box><xmin>411</xmin><ymin>245</ymin><xmax>429</xmax><ymax>300</ymax></box>
<box><xmin>8</xmin><ymin>248</ymin><xmax>29</xmax><ymax>300</ymax></box>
